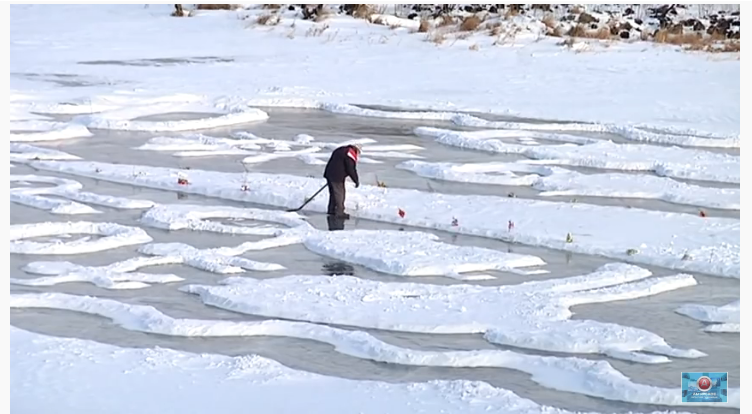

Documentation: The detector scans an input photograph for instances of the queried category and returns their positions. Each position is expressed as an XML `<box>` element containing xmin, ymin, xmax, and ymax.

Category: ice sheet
<box><xmin>10</xmin><ymin>292</ymin><xmax>737</xmax><ymax>408</ymax></box>
<box><xmin>183</xmin><ymin>263</ymin><xmax>703</xmax><ymax>363</ymax></box>
<box><xmin>675</xmin><ymin>300</ymin><xmax>740</xmax><ymax>333</ymax></box>
<box><xmin>398</xmin><ymin>160</ymin><xmax>740</xmax><ymax>210</ymax></box>
<box><xmin>30</xmin><ymin>160</ymin><xmax>740</xmax><ymax>278</ymax></box>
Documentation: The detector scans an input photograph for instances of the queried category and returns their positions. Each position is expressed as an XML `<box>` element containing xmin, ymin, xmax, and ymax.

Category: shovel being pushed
<box><xmin>286</xmin><ymin>184</ymin><xmax>327</xmax><ymax>212</ymax></box>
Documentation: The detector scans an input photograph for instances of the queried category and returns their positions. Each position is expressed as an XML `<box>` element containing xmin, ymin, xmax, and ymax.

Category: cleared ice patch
<box><xmin>13</xmin><ymin>326</ymin><xmax>712</xmax><ymax>414</ymax></box>
<box><xmin>71</xmin><ymin>96</ymin><xmax>269</xmax><ymax>132</ymax></box>
<box><xmin>675</xmin><ymin>300</ymin><xmax>740</xmax><ymax>333</ymax></box>
<box><xmin>303</xmin><ymin>230</ymin><xmax>547</xmax><ymax>280</ymax></box>
<box><xmin>10</xmin><ymin>221</ymin><xmax>153</xmax><ymax>255</ymax></box>
<box><xmin>415</xmin><ymin>127</ymin><xmax>740</xmax><ymax>184</ymax></box>
<box><xmin>10</xmin><ymin>143</ymin><xmax>81</xmax><ymax>162</ymax></box>
<box><xmin>184</xmin><ymin>263</ymin><xmax>703</xmax><ymax>363</ymax></box>
<box><xmin>30</xmin><ymin>160</ymin><xmax>740</xmax><ymax>278</ymax></box>
<box><xmin>10</xmin><ymin>174</ymin><xmax>155</xmax><ymax>214</ymax></box>
<box><xmin>10</xmin><ymin>120</ymin><xmax>93</xmax><ymax>142</ymax></box>
<box><xmin>10</xmin><ymin>292</ymin><xmax>735</xmax><ymax>409</ymax></box>
<box><xmin>140</xmin><ymin>204</ymin><xmax>310</xmax><ymax>235</ymax></box>
<box><xmin>398</xmin><ymin>160</ymin><xmax>740</xmax><ymax>210</ymax></box>
<box><xmin>11</xmin><ymin>257</ymin><xmax>183</xmax><ymax>290</ymax></box>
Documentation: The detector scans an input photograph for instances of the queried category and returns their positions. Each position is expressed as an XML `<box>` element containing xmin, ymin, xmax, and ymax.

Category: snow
<box><xmin>11</xmin><ymin>257</ymin><xmax>183</xmax><ymax>290</ymax></box>
<box><xmin>415</xmin><ymin>127</ymin><xmax>740</xmax><ymax>184</ymax></box>
<box><xmin>139</xmin><ymin>204</ymin><xmax>309</xmax><ymax>235</ymax></box>
<box><xmin>675</xmin><ymin>300</ymin><xmax>740</xmax><ymax>333</ymax></box>
<box><xmin>184</xmin><ymin>263</ymin><xmax>703</xmax><ymax>364</ymax></box>
<box><xmin>30</xmin><ymin>160</ymin><xmax>740</xmax><ymax>278</ymax></box>
<box><xmin>10</xmin><ymin>143</ymin><xmax>81</xmax><ymax>161</ymax></box>
<box><xmin>11</xmin><ymin>174</ymin><xmax>155</xmax><ymax>214</ymax></box>
<box><xmin>303</xmin><ymin>229</ymin><xmax>547</xmax><ymax>280</ymax></box>
<box><xmin>398</xmin><ymin>160</ymin><xmax>740</xmax><ymax>210</ymax></box>
<box><xmin>9</xmin><ymin>292</ymin><xmax>738</xmax><ymax>409</ymax></box>
<box><xmin>10</xmin><ymin>120</ymin><xmax>93</xmax><ymax>142</ymax></box>
<box><xmin>10</xmin><ymin>5</ymin><xmax>739</xmax><ymax>140</ymax></box>
<box><xmin>11</xmin><ymin>325</ymin><xmax>712</xmax><ymax>414</ymax></box>
<box><xmin>10</xmin><ymin>221</ymin><xmax>153</xmax><ymax>255</ymax></box>
<box><xmin>138</xmin><ymin>242</ymin><xmax>287</xmax><ymax>274</ymax></box>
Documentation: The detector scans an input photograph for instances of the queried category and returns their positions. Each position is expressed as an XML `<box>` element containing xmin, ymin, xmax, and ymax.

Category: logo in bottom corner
<box><xmin>682</xmin><ymin>372</ymin><xmax>728</xmax><ymax>403</ymax></box>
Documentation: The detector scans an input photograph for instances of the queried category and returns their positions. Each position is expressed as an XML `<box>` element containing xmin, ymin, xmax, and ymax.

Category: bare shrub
<box><xmin>460</xmin><ymin>15</ymin><xmax>482</xmax><ymax>32</ymax></box>
<box><xmin>196</xmin><ymin>4</ymin><xmax>239</xmax><ymax>11</ymax></box>
<box><xmin>418</xmin><ymin>19</ymin><xmax>430</xmax><ymax>33</ymax></box>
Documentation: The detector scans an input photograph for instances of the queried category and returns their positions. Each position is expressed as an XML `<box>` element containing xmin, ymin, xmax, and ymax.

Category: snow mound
<box><xmin>138</xmin><ymin>241</ymin><xmax>287</xmax><ymax>274</ymax></box>
<box><xmin>184</xmin><ymin>263</ymin><xmax>703</xmax><ymax>363</ymax></box>
<box><xmin>675</xmin><ymin>300</ymin><xmax>740</xmax><ymax>333</ymax></box>
<box><xmin>415</xmin><ymin>127</ymin><xmax>740</xmax><ymax>184</ymax></box>
<box><xmin>11</xmin><ymin>174</ymin><xmax>155</xmax><ymax>214</ymax></box>
<box><xmin>30</xmin><ymin>160</ymin><xmax>740</xmax><ymax>278</ymax></box>
<box><xmin>303</xmin><ymin>229</ymin><xmax>547</xmax><ymax>279</ymax></box>
<box><xmin>11</xmin><ymin>256</ymin><xmax>183</xmax><ymax>290</ymax></box>
<box><xmin>10</xmin><ymin>291</ymin><xmax>737</xmax><ymax>409</ymax></box>
<box><xmin>398</xmin><ymin>160</ymin><xmax>740</xmax><ymax>210</ymax></box>
<box><xmin>140</xmin><ymin>204</ymin><xmax>310</xmax><ymax>235</ymax></box>
<box><xmin>70</xmin><ymin>94</ymin><xmax>269</xmax><ymax>132</ymax></box>
<box><xmin>12</xmin><ymin>324</ymin><xmax>715</xmax><ymax>414</ymax></box>
<box><xmin>10</xmin><ymin>143</ymin><xmax>81</xmax><ymax>161</ymax></box>
<box><xmin>10</xmin><ymin>120</ymin><xmax>93</xmax><ymax>142</ymax></box>
<box><xmin>10</xmin><ymin>221</ymin><xmax>153</xmax><ymax>255</ymax></box>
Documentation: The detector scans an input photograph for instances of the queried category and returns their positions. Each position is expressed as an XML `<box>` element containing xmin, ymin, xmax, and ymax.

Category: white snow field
<box><xmin>30</xmin><ymin>160</ymin><xmax>740</xmax><ymax>278</ymax></box>
<box><xmin>183</xmin><ymin>263</ymin><xmax>702</xmax><ymax>363</ymax></box>
<box><xmin>12</xmin><ymin>326</ymin><xmax>712</xmax><ymax>414</ymax></box>
<box><xmin>10</xmin><ymin>4</ymin><xmax>740</xmax><ymax>414</ymax></box>
<box><xmin>397</xmin><ymin>160</ymin><xmax>740</xmax><ymax>210</ymax></box>
<box><xmin>675</xmin><ymin>301</ymin><xmax>741</xmax><ymax>333</ymax></box>
<box><xmin>9</xmin><ymin>292</ymin><xmax>740</xmax><ymax>409</ymax></box>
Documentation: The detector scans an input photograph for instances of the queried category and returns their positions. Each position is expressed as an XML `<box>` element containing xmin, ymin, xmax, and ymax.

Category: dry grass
<box><xmin>352</xmin><ymin>4</ymin><xmax>375</xmax><ymax>19</ymax></box>
<box><xmin>306</xmin><ymin>24</ymin><xmax>329</xmax><ymax>37</ymax></box>
<box><xmin>262</xmin><ymin>4</ymin><xmax>280</xmax><ymax>9</ymax></box>
<box><xmin>314</xmin><ymin>9</ymin><xmax>331</xmax><ymax>23</ymax></box>
<box><xmin>196</xmin><ymin>4</ymin><xmax>239</xmax><ymax>11</ymax></box>
<box><xmin>460</xmin><ymin>15</ymin><xmax>482</xmax><ymax>32</ymax></box>
<box><xmin>570</xmin><ymin>5</ymin><xmax>585</xmax><ymax>14</ymax></box>
<box><xmin>488</xmin><ymin>22</ymin><xmax>502</xmax><ymax>36</ymax></box>
<box><xmin>654</xmin><ymin>29</ymin><xmax>703</xmax><ymax>46</ymax></box>
<box><xmin>256</xmin><ymin>13</ymin><xmax>280</xmax><ymax>26</ymax></box>
<box><xmin>418</xmin><ymin>19</ymin><xmax>430</xmax><ymax>33</ymax></box>
<box><xmin>557</xmin><ymin>37</ymin><xmax>576</xmax><ymax>47</ymax></box>
<box><xmin>469</xmin><ymin>43</ymin><xmax>480</xmax><ymax>51</ymax></box>
<box><xmin>567</xmin><ymin>24</ymin><xmax>610</xmax><ymax>39</ymax></box>
<box><xmin>426</xmin><ymin>30</ymin><xmax>446</xmax><ymax>45</ymax></box>
<box><xmin>541</xmin><ymin>13</ymin><xmax>557</xmax><ymax>30</ymax></box>
<box><xmin>438</xmin><ymin>15</ymin><xmax>455</xmax><ymax>27</ymax></box>
<box><xmin>503</xmin><ymin>7</ymin><xmax>518</xmax><ymax>19</ymax></box>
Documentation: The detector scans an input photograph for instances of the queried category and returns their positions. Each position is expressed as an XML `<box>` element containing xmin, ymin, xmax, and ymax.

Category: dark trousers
<box><xmin>326</xmin><ymin>180</ymin><xmax>346</xmax><ymax>215</ymax></box>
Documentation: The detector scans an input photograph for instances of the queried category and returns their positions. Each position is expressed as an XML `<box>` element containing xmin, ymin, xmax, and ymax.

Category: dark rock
<box><xmin>531</xmin><ymin>4</ymin><xmax>552</xmax><ymax>12</ymax></box>
<box><xmin>624</xmin><ymin>7</ymin><xmax>634</xmax><ymax>16</ymax></box>
<box><xmin>731</xmin><ymin>20</ymin><xmax>740</xmax><ymax>27</ymax></box>
<box><xmin>610</xmin><ymin>24</ymin><xmax>620</xmax><ymax>35</ymax></box>
<box><xmin>620</xmin><ymin>21</ymin><xmax>633</xmax><ymax>31</ymax></box>
<box><xmin>620</xmin><ymin>30</ymin><xmax>630</xmax><ymax>39</ymax></box>
<box><xmin>464</xmin><ymin>5</ymin><xmax>473</xmax><ymax>13</ymax></box>
<box><xmin>634</xmin><ymin>18</ymin><xmax>643</xmax><ymax>25</ymax></box>
<box><xmin>729</xmin><ymin>30</ymin><xmax>740</xmax><ymax>39</ymax></box>
<box><xmin>590</xmin><ymin>23</ymin><xmax>598</xmax><ymax>30</ymax></box>
<box><xmin>288</xmin><ymin>5</ymin><xmax>295</xmax><ymax>11</ymax></box>
<box><xmin>407</xmin><ymin>12</ymin><xmax>417</xmax><ymax>20</ymax></box>
<box><xmin>563</xmin><ymin>14</ymin><xmax>576</xmax><ymax>21</ymax></box>
<box><xmin>578</xmin><ymin>12</ymin><xmax>598</xmax><ymax>24</ymax></box>
<box><xmin>731</xmin><ymin>11</ymin><xmax>740</xmax><ymax>16</ymax></box>
<box><xmin>489</xmin><ymin>5</ymin><xmax>498</xmax><ymax>14</ymax></box>
<box><xmin>693</xmin><ymin>20</ymin><xmax>706</xmax><ymax>31</ymax></box>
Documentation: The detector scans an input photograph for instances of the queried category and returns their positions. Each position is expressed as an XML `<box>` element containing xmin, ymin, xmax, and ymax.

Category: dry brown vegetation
<box><xmin>306</xmin><ymin>24</ymin><xmax>329</xmax><ymax>37</ymax></box>
<box><xmin>438</xmin><ymin>14</ymin><xmax>455</xmax><ymax>27</ymax></box>
<box><xmin>541</xmin><ymin>14</ymin><xmax>557</xmax><ymax>30</ymax></box>
<box><xmin>262</xmin><ymin>4</ymin><xmax>280</xmax><ymax>9</ymax></box>
<box><xmin>426</xmin><ymin>30</ymin><xmax>446</xmax><ymax>45</ymax></box>
<box><xmin>352</xmin><ymin>4</ymin><xmax>376</xmax><ymax>19</ymax></box>
<box><xmin>460</xmin><ymin>15</ymin><xmax>482</xmax><ymax>32</ymax></box>
<box><xmin>196</xmin><ymin>4</ymin><xmax>239</xmax><ymax>11</ymax></box>
<box><xmin>418</xmin><ymin>19</ymin><xmax>430</xmax><ymax>33</ymax></box>
<box><xmin>256</xmin><ymin>13</ymin><xmax>279</xmax><ymax>26</ymax></box>
<box><xmin>567</xmin><ymin>24</ymin><xmax>610</xmax><ymax>39</ymax></box>
<box><xmin>469</xmin><ymin>43</ymin><xmax>480</xmax><ymax>51</ymax></box>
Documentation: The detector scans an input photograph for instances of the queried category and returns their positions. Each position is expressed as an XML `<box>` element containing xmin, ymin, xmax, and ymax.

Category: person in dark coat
<box><xmin>323</xmin><ymin>144</ymin><xmax>361</xmax><ymax>219</ymax></box>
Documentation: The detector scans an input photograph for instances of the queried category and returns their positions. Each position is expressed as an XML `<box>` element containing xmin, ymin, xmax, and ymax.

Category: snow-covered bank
<box><xmin>11</xmin><ymin>325</ymin><xmax>711</xmax><ymax>414</ymax></box>
<box><xmin>30</xmin><ymin>160</ymin><xmax>740</xmax><ymax>278</ymax></box>
<box><xmin>184</xmin><ymin>263</ymin><xmax>703</xmax><ymax>364</ymax></box>
<box><xmin>10</xmin><ymin>4</ymin><xmax>739</xmax><ymax>139</ymax></box>
<box><xmin>10</xmin><ymin>292</ymin><xmax>738</xmax><ymax>408</ymax></box>
<box><xmin>10</xmin><ymin>221</ymin><xmax>153</xmax><ymax>255</ymax></box>
<box><xmin>397</xmin><ymin>160</ymin><xmax>740</xmax><ymax>210</ymax></box>
<box><xmin>675</xmin><ymin>300</ymin><xmax>740</xmax><ymax>333</ymax></box>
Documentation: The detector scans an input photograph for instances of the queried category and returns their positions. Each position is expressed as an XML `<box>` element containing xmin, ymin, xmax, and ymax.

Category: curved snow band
<box><xmin>10</xmin><ymin>221</ymin><xmax>153</xmax><ymax>254</ymax></box>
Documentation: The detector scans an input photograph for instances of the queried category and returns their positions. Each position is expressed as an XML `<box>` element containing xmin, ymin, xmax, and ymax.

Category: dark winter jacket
<box><xmin>323</xmin><ymin>145</ymin><xmax>360</xmax><ymax>186</ymax></box>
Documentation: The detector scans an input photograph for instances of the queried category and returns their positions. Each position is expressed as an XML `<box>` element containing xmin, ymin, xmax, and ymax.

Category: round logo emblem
<box><xmin>696</xmin><ymin>376</ymin><xmax>713</xmax><ymax>391</ymax></box>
